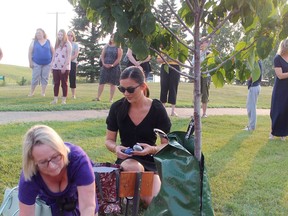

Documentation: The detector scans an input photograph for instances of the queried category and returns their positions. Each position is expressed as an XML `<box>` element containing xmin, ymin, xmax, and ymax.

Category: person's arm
<box><xmin>105</xmin><ymin>129</ymin><xmax>129</xmax><ymax>159</ymax></box>
<box><xmin>71</xmin><ymin>43</ymin><xmax>79</xmax><ymax>62</ymax></box>
<box><xmin>28</xmin><ymin>41</ymin><xmax>34</xmax><ymax>68</ymax></box>
<box><xmin>50</xmin><ymin>43</ymin><xmax>55</xmax><ymax>65</ymax></box>
<box><xmin>141</xmin><ymin>55</ymin><xmax>151</xmax><ymax>63</ymax></box>
<box><xmin>19</xmin><ymin>202</ymin><xmax>36</xmax><ymax>216</ymax></box>
<box><xmin>111</xmin><ymin>47</ymin><xmax>123</xmax><ymax>67</ymax></box>
<box><xmin>274</xmin><ymin>67</ymin><xmax>288</xmax><ymax>79</ymax></box>
<box><xmin>62</xmin><ymin>42</ymin><xmax>72</xmax><ymax>73</ymax></box>
<box><xmin>0</xmin><ymin>47</ymin><xmax>3</xmax><ymax>61</ymax></box>
<box><xmin>77</xmin><ymin>182</ymin><xmax>96</xmax><ymax>216</ymax></box>
<box><xmin>126</xmin><ymin>48</ymin><xmax>140</xmax><ymax>66</ymax></box>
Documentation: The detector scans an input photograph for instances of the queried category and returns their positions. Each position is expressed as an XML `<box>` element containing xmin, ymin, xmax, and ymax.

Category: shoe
<box><xmin>281</xmin><ymin>137</ymin><xmax>286</xmax><ymax>141</ymax></box>
<box><xmin>28</xmin><ymin>94</ymin><xmax>34</xmax><ymax>97</ymax></box>
<box><xmin>61</xmin><ymin>101</ymin><xmax>66</xmax><ymax>105</ymax></box>
<box><xmin>202</xmin><ymin>114</ymin><xmax>208</xmax><ymax>118</ymax></box>
<box><xmin>92</xmin><ymin>98</ymin><xmax>100</xmax><ymax>101</ymax></box>
<box><xmin>72</xmin><ymin>95</ymin><xmax>76</xmax><ymax>99</ymax></box>
<box><xmin>109</xmin><ymin>100</ymin><xmax>113</xmax><ymax>103</ymax></box>
<box><xmin>50</xmin><ymin>100</ymin><xmax>57</xmax><ymax>104</ymax></box>
<box><xmin>243</xmin><ymin>126</ymin><xmax>250</xmax><ymax>131</ymax></box>
<box><xmin>171</xmin><ymin>112</ymin><xmax>178</xmax><ymax>117</ymax></box>
<box><xmin>269</xmin><ymin>133</ymin><xmax>274</xmax><ymax>140</ymax></box>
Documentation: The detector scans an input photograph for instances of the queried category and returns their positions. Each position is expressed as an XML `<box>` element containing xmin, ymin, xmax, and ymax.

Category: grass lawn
<box><xmin>0</xmin><ymin>116</ymin><xmax>287</xmax><ymax>215</ymax></box>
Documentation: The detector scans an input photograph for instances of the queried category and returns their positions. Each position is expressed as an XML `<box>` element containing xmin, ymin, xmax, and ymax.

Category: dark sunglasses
<box><xmin>118</xmin><ymin>84</ymin><xmax>141</xmax><ymax>93</ymax></box>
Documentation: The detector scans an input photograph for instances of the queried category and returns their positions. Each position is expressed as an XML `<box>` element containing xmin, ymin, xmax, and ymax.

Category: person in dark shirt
<box><xmin>105</xmin><ymin>66</ymin><xmax>171</xmax><ymax>206</ymax></box>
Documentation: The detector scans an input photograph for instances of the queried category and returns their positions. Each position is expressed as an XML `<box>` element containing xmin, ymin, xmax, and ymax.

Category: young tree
<box><xmin>74</xmin><ymin>0</ymin><xmax>288</xmax><ymax>160</ymax></box>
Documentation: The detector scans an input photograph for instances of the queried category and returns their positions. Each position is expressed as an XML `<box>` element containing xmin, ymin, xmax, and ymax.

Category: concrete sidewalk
<box><xmin>0</xmin><ymin>108</ymin><xmax>270</xmax><ymax>124</ymax></box>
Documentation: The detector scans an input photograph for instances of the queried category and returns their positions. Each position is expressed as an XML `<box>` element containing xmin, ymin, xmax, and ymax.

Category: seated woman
<box><xmin>105</xmin><ymin>66</ymin><xmax>171</xmax><ymax>205</ymax></box>
<box><xmin>18</xmin><ymin>125</ymin><xmax>98</xmax><ymax>216</ymax></box>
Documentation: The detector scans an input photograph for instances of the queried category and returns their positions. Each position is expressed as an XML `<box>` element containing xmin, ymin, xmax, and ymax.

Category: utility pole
<box><xmin>48</xmin><ymin>12</ymin><xmax>65</xmax><ymax>37</ymax></box>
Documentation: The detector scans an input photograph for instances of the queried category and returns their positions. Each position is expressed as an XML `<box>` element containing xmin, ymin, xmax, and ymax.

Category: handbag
<box><xmin>93</xmin><ymin>162</ymin><xmax>121</xmax><ymax>214</ymax></box>
<box><xmin>145</xmin><ymin>119</ymin><xmax>215</xmax><ymax>216</ymax></box>
<box><xmin>0</xmin><ymin>186</ymin><xmax>52</xmax><ymax>216</ymax></box>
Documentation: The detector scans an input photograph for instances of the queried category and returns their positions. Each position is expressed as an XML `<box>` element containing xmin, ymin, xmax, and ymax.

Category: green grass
<box><xmin>0</xmin><ymin>64</ymin><xmax>273</xmax><ymax>111</ymax></box>
<box><xmin>0</xmin><ymin>117</ymin><xmax>287</xmax><ymax>215</ymax></box>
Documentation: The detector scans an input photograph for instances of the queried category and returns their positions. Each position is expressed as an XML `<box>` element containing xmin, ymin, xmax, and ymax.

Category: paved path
<box><xmin>0</xmin><ymin>108</ymin><xmax>270</xmax><ymax>124</ymax></box>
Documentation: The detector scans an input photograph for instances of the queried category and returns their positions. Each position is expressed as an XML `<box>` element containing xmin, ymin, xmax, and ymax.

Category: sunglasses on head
<box><xmin>118</xmin><ymin>84</ymin><xmax>141</xmax><ymax>93</ymax></box>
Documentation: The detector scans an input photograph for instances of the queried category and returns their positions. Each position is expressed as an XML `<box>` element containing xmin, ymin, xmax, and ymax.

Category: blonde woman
<box><xmin>28</xmin><ymin>28</ymin><xmax>54</xmax><ymax>97</ymax></box>
<box><xmin>67</xmin><ymin>30</ymin><xmax>79</xmax><ymax>99</ymax></box>
<box><xmin>18</xmin><ymin>125</ymin><xmax>98</xmax><ymax>216</ymax></box>
<box><xmin>51</xmin><ymin>29</ymin><xmax>72</xmax><ymax>104</ymax></box>
<box><xmin>270</xmin><ymin>38</ymin><xmax>288</xmax><ymax>140</ymax></box>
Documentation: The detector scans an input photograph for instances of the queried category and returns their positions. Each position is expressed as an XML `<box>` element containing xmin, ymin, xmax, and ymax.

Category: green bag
<box><xmin>145</xmin><ymin>127</ymin><xmax>214</xmax><ymax>216</ymax></box>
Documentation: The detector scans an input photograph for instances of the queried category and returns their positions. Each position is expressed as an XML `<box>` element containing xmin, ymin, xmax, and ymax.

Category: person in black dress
<box><xmin>270</xmin><ymin>38</ymin><xmax>288</xmax><ymax>140</ymax></box>
<box><xmin>105</xmin><ymin>66</ymin><xmax>171</xmax><ymax>205</ymax></box>
<box><xmin>126</xmin><ymin>48</ymin><xmax>151</xmax><ymax>80</ymax></box>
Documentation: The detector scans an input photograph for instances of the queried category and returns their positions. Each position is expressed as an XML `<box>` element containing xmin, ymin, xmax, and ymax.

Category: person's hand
<box><xmin>61</xmin><ymin>68</ymin><xmax>66</xmax><ymax>74</ymax></box>
<box><xmin>115</xmin><ymin>146</ymin><xmax>132</xmax><ymax>159</ymax></box>
<box><xmin>29</xmin><ymin>62</ymin><xmax>33</xmax><ymax>69</ymax></box>
<box><xmin>132</xmin><ymin>143</ymin><xmax>156</xmax><ymax>156</ymax></box>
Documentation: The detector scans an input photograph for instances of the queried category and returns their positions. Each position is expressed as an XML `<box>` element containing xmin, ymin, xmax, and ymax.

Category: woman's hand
<box><xmin>132</xmin><ymin>143</ymin><xmax>157</xmax><ymax>156</ymax></box>
<box><xmin>115</xmin><ymin>146</ymin><xmax>133</xmax><ymax>159</ymax></box>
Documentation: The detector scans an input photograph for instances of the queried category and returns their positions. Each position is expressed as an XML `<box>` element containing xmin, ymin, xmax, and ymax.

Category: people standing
<box><xmin>126</xmin><ymin>48</ymin><xmax>152</xmax><ymax>80</ymax></box>
<box><xmin>156</xmin><ymin>53</ymin><xmax>180</xmax><ymax>116</ymax></box>
<box><xmin>67</xmin><ymin>30</ymin><xmax>79</xmax><ymax>99</ymax></box>
<box><xmin>105</xmin><ymin>66</ymin><xmax>171</xmax><ymax>206</ymax></box>
<box><xmin>270</xmin><ymin>38</ymin><xmax>288</xmax><ymax>140</ymax></box>
<box><xmin>28</xmin><ymin>28</ymin><xmax>54</xmax><ymax>97</ymax></box>
<box><xmin>18</xmin><ymin>125</ymin><xmax>98</xmax><ymax>216</ymax></box>
<box><xmin>94</xmin><ymin>33</ymin><xmax>123</xmax><ymax>102</ymax></box>
<box><xmin>243</xmin><ymin>60</ymin><xmax>263</xmax><ymax>131</ymax></box>
<box><xmin>51</xmin><ymin>29</ymin><xmax>72</xmax><ymax>105</ymax></box>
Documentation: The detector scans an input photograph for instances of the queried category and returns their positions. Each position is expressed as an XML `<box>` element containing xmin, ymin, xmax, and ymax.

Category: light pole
<box><xmin>48</xmin><ymin>12</ymin><xmax>65</xmax><ymax>37</ymax></box>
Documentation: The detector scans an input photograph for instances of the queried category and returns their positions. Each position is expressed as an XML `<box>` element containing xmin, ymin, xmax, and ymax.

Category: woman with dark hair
<box><xmin>94</xmin><ymin>33</ymin><xmax>123</xmax><ymax>102</ymax></box>
<box><xmin>105</xmin><ymin>66</ymin><xmax>171</xmax><ymax>206</ymax></box>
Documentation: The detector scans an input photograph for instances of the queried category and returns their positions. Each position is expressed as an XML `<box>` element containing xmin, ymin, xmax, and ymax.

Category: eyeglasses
<box><xmin>117</xmin><ymin>84</ymin><xmax>141</xmax><ymax>94</ymax></box>
<box><xmin>36</xmin><ymin>154</ymin><xmax>63</xmax><ymax>168</ymax></box>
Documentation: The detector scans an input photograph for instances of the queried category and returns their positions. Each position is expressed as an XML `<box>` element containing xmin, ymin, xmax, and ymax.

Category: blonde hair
<box><xmin>22</xmin><ymin>125</ymin><xmax>70</xmax><ymax>181</ymax></box>
<box><xmin>277</xmin><ymin>38</ymin><xmax>288</xmax><ymax>56</ymax></box>
<box><xmin>55</xmin><ymin>29</ymin><xmax>68</xmax><ymax>49</ymax></box>
<box><xmin>67</xmin><ymin>30</ymin><xmax>76</xmax><ymax>42</ymax></box>
<box><xmin>34</xmin><ymin>28</ymin><xmax>47</xmax><ymax>40</ymax></box>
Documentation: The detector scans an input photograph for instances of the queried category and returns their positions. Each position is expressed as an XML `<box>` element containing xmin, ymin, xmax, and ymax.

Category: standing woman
<box><xmin>270</xmin><ymin>38</ymin><xmax>288</xmax><ymax>140</ymax></box>
<box><xmin>156</xmin><ymin>54</ymin><xmax>181</xmax><ymax>116</ymax></box>
<box><xmin>51</xmin><ymin>29</ymin><xmax>72</xmax><ymax>105</ymax></box>
<box><xmin>94</xmin><ymin>33</ymin><xmax>123</xmax><ymax>102</ymax></box>
<box><xmin>105</xmin><ymin>66</ymin><xmax>171</xmax><ymax>206</ymax></box>
<box><xmin>28</xmin><ymin>28</ymin><xmax>54</xmax><ymax>97</ymax></box>
<box><xmin>67</xmin><ymin>30</ymin><xmax>79</xmax><ymax>99</ymax></box>
<box><xmin>126</xmin><ymin>48</ymin><xmax>152</xmax><ymax>80</ymax></box>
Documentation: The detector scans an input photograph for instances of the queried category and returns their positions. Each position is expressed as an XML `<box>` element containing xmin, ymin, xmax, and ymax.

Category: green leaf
<box><xmin>211</xmin><ymin>70</ymin><xmax>225</xmax><ymax>88</ymax></box>
<box><xmin>131</xmin><ymin>37</ymin><xmax>149</xmax><ymax>60</ymax></box>
<box><xmin>141</xmin><ymin>12</ymin><xmax>156</xmax><ymax>35</ymax></box>
<box><xmin>256</xmin><ymin>36</ymin><xmax>274</xmax><ymax>59</ymax></box>
<box><xmin>117</xmin><ymin>15</ymin><xmax>130</xmax><ymax>35</ymax></box>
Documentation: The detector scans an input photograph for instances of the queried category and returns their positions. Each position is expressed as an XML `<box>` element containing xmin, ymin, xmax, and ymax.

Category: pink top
<box><xmin>52</xmin><ymin>42</ymin><xmax>71</xmax><ymax>70</ymax></box>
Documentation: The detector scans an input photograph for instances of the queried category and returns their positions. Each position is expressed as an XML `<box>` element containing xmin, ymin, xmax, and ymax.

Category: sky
<box><xmin>0</xmin><ymin>0</ymin><xmax>76</xmax><ymax>67</ymax></box>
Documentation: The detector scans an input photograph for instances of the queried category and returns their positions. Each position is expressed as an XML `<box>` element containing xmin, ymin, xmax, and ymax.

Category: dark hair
<box><xmin>120</xmin><ymin>66</ymin><xmax>149</xmax><ymax>97</ymax></box>
<box><xmin>117</xmin><ymin>66</ymin><xmax>150</xmax><ymax>121</ymax></box>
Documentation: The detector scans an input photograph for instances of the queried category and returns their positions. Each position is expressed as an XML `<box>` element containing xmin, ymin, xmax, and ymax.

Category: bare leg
<box><xmin>28</xmin><ymin>85</ymin><xmax>37</xmax><ymax>96</ymax></box>
<box><xmin>202</xmin><ymin>102</ymin><xmax>208</xmax><ymax>117</ymax></box>
<box><xmin>71</xmin><ymin>88</ymin><xmax>76</xmax><ymax>99</ymax></box>
<box><xmin>109</xmin><ymin>84</ymin><xmax>116</xmax><ymax>102</ymax></box>
<box><xmin>41</xmin><ymin>85</ymin><xmax>47</xmax><ymax>96</ymax></box>
<box><xmin>171</xmin><ymin>104</ymin><xmax>178</xmax><ymax>116</ymax></box>
<box><xmin>96</xmin><ymin>84</ymin><xmax>105</xmax><ymax>100</ymax></box>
